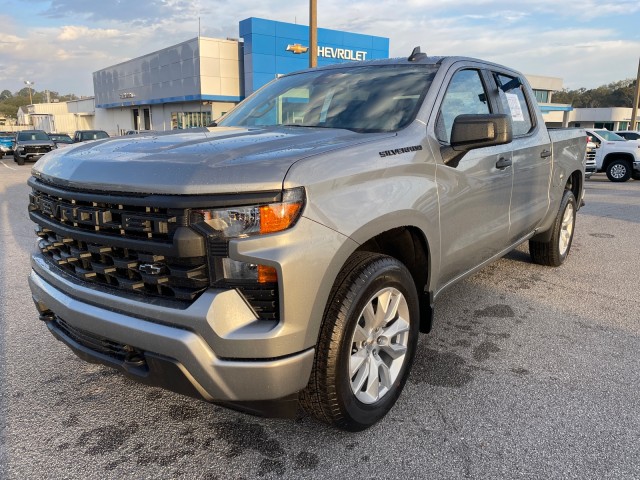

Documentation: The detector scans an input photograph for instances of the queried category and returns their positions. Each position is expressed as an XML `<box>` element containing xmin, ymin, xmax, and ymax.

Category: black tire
<box><xmin>529</xmin><ymin>190</ymin><xmax>576</xmax><ymax>267</ymax></box>
<box><xmin>632</xmin><ymin>172</ymin><xmax>640</xmax><ymax>181</ymax></box>
<box><xmin>300</xmin><ymin>252</ymin><xmax>420</xmax><ymax>431</ymax></box>
<box><xmin>605</xmin><ymin>159</ymin><xmax>631</xmax><ymax>182</ymax></box>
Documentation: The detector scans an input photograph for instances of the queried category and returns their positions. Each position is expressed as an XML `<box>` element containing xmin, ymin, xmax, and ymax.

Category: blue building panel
<box><xmin>341</xmin><ymin>32</ymin><xmax>373</xmax><ymax>49</ymax></box>
<box><xmin>275</xmin><ymin>22</ymin><xmax>308</xmax><ymax>40</ymax></box>
<box><xmin>248</xmin><ymin>33</ymin><xmax>276</xmax><ymax>56</ymax></box>
<box><xmin>319</xmin><ymin>29</ymin><xmax>343</xmax><ymax>46</ymax></box>
<box><xmin>275</xmin><ymin>56</ymin><xmax>309</xmax><ymax>75</ymax></box>
<box><xmin>372</xmin><ymin>37</ymin><xmax>389</xmax><ymax>52</ymax></box>
<box><xmin>251</xmin><ymin>53</ymin><xmax>277</xmax><ymax>74</ymax></box>
<box><xmin>240</xmin><ymin>17</ymin><xmax>389</xmax><ymax>94</ymax></box>
<box><xmin>240</xmin><ymin>17</ymin><xmax>276</xmax><ymax>37</ymax></box>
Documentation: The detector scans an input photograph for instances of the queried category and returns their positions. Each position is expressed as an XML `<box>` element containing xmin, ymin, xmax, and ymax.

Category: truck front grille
<box><xmin>29</xmin><ymin>178</ymin><xmax>281</xmax><ymax>319</ymax></box>
<box><xmin>29</xmin><ymin>185</ymin><xmax>179</xmax><ymax>241</ymax></box>
<box><xmin>37</xmin><ymin>227</ymin><xmax>208</xmax><ymax>302</ymax></box>
<box><xmin>25</xmin><ymin>146</ymin><xmax>53</xmax><ymax>155</ymax></box>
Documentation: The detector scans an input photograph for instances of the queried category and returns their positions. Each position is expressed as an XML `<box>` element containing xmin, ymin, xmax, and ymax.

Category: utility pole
<box><xmin>630</xmin><ymin>57</ymin><xmax>640</xmax><ymax>131</ymax></box>
<box><xmin>309</xmin><ymin>0</ymin><xmax>317</xmax><ymax>68</ymax></box>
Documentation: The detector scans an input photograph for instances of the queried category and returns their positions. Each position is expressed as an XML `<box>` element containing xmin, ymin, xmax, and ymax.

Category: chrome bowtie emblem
<box><xmin>138</xmin><ymin>263</ymin><xmax>164</xmax><ymax>275</ymax></box>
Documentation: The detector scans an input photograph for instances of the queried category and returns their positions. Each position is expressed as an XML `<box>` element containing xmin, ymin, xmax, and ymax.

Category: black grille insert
<box><xmin>29</xmin><ymin>187</ymin><xmax>182</xmax><ymax>241</ymax></box>
<box><xmin>37</xmin><ymin>227</ymin><xmax>208</xmax><ymax>301</ymax></box>
<box><xmin>55</xmin><ymin>317</ymin><xmax>131</xmax><ymax>361</ymax></box>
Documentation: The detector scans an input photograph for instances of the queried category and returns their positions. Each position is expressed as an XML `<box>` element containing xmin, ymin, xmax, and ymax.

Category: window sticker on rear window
<box><xmin>505</xmin><ymin>93</ymin><xmax>524</xmax><ymax>122</ymax></box>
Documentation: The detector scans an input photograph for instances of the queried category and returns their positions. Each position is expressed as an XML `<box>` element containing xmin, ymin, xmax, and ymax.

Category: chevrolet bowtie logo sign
<box><xmin>286</xmin><ymin>44</ymin><xmax>309</xmax><ymax>54</ymax></box>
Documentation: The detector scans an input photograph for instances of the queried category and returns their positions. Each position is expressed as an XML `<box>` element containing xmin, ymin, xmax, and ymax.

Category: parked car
<box><xmin>13</xmin><ymin>130</ymin><xmax>56</xmax><ymax>165</ymax></box>
<box><xmin>123</xmin><ymin>130</ymin><xmax>156</xmax><ymax>135</ymax></box>
<box><xmin>72</xmin><ymin>130</ymin><xmax>110</xmax><ymax>143</ymax></box>
<box><xmin>585</xmin><ymin>129</ymin><xmax>640</xmax><ymax>181</ymax></box>
<box><xmin>0</xmin><ymin>133</ymin><xmax>14</xmax><ymax>156</ymax></box>
<box><xmin>28</xmin><ymin>52</ymin><xmax>586</xmax><ymax>431</ymax></box>
<box><xmin>613</xmin><ymin>130</ymin><xmax>640</xmax><ymax>141</ymax></box>
<box><xmin>48</xmin><ymin>133</ymin><xmax>73</xmax><ymax>148</ymax></box>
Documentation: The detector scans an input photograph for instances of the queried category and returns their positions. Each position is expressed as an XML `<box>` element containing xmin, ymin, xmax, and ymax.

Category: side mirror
<box><xmin>441</xmin><ymin>113</ymin><xmax>512</xmax><ymax>166</ymax></box>
<box><xmin>451</xmin><ymin>113</ymin><xmax>512</xmax><ymax>151</ymax></box>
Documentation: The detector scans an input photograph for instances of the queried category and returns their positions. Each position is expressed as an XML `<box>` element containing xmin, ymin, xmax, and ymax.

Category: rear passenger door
<box><xmin>430</xmin><ymin>67</ymin><xmax>514</xmax><ymax>285</ymax></box>
<box><xmin>491</xmin><ymin>71</ymin><xmax>552</xmax><ymax>241</ymax></box>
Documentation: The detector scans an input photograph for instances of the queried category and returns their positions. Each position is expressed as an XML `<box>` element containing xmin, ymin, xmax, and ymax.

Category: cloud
<box><xmin>57</xmin><ymin>25</ymin><xmax>122</xmax><ymax>41</ymax></box>
<box><xmin>1</xmin><ymin>0</ymin><xmax>639</xmax><ymax>97</ymax></box>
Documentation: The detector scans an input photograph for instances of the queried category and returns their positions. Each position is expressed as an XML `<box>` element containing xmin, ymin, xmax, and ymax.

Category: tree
<box><xmin>552</xmin><ymin>79</ymin><xmax>638</xmax><ymax>108</ymax></box>
<box><xmin>0</xmin><ymin>90</ymin><xmax>12</xmax><ymax>100</ymax></box>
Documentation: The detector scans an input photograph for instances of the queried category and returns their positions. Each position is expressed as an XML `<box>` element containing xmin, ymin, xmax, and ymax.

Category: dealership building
<box><xmin>16</xmin><ymin>17</ymin><xmax>638</xmax><ymax>134</ymax></box>
<box><xmin>92</xmin><ymin>17</ymin><xmax>389</xmax><ymax>134</ymax></box>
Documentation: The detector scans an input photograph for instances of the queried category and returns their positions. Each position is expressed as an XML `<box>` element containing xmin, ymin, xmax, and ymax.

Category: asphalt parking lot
<box><xmin>1</xmin><ymin>160</ymin><xmax>639</xmax><ymax>479</ymax></box>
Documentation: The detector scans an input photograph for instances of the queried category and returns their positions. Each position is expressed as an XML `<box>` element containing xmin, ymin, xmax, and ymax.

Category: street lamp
<box><xmin>24</xmin><ymin>80</ymin><xmax>34</xmax><ymax>105</ymax></box>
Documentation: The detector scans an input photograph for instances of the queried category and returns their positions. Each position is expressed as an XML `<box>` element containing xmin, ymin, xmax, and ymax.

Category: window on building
<box><xmin>171</xmin><ymin>111</ymin><xmax>212</xmax><ymax>129</ymax></box>
<box><xmin>533</xmin><ymin>89</ymin><xmax>549</xmax><ymax>103</ymax></box>
<box><xmin>594</xmin><ymin>122</ymin><xmax>614</xmax><ymax>130</ymax></box>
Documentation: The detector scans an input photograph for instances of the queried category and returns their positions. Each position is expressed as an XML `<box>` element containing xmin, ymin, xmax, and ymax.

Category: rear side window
<box><xmin>494</xmin><ymin>73</ymin><xmax>533</xmax><ymax>137</ymax></box>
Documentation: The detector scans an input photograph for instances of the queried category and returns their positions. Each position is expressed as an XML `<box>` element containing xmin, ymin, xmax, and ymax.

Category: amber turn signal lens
<box><xmin>257</xmin><ymin>265</ymin><xmax>278</xmax><ymax>283</ymax></box>
<box><xmin>259</xmin><ymin>202</ymin><xmax>303</xmax><ymax>234</ymax></box>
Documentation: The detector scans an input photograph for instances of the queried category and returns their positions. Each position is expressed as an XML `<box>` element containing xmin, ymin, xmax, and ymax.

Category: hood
<box><xmin>32</xmin><ymin>127</ymin><xmax>390</xmax><ymax>195</ymax></box>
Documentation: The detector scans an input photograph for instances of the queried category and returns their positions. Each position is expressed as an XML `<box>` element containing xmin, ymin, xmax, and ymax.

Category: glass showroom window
<box><xmin>171</xmin><ymin>111</ymin><xmax>213</xmax><ymax>129</ymax></box>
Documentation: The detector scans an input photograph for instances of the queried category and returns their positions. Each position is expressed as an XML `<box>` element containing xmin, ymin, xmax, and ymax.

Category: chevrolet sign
<box><xmin>286</xmin><ymin>44</ymin><xmax>368</xmax><ymax>61</ymax></box>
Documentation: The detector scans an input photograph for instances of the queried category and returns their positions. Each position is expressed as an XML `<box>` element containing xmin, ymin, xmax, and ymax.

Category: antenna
<box><xmin>408</xmin><ymin>46</ymin><xmax>427</xmax><ymax>62</ymax></box>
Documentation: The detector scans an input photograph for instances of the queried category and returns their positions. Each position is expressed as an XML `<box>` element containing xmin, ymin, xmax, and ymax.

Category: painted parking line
<box><xmin>1</xmin><ymin>161</ymin><xmax>17</xmax><ymax>171</ymax></box>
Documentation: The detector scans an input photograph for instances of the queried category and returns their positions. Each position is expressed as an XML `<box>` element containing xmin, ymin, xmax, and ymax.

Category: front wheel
<box><xmin>300</xmin><ymin>252</ymin><xmax>419</xmax><ymax>431</ymax></box>
<box><xmin>606</xmin><ymin>159</ymin><xmax>631</xmax><ymax>182</ymax></box>
<box><xmin>529</xmin><ymin>189</ymin><xmax>576</xmax><ymax>267</ymax></box>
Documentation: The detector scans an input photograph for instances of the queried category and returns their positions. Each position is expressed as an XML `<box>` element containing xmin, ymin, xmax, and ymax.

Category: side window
<box><xmin>495</xmin><ymin>73</ymin><xmax>533</xmax><ymax>137</ymax></box>
<box><xmin>436</xmin><ymin>69</ymin><xmax>490</xmax><ymax>144</ymax></box>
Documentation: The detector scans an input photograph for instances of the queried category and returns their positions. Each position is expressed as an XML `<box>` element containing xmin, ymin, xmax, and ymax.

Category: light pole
<box><xmin>309</xmin><ymin>0</ymin><xmax>317</xmax><ymax>68</ymax></box>
<box><xmin>24</xmin><ymin>80</ymin><xmax>34</xmax><ymax>105</ymax></box>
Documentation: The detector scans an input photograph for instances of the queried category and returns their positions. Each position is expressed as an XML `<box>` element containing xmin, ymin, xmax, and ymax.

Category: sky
<box><xmin>0</xmin><ymin>0</ymin><xmax>639</xmax><ymax>97</ymax></box>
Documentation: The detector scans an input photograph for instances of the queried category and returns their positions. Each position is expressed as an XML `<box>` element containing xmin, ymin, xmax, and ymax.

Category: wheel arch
<box><xmin>355</xmin><ymin>226</ymin><xmax>434</xmax><ymax>333</ymax></box>
<box><xmin>531</xmin><ymin>176</ymin><xmax>580</xmax><ymax>243</ymax></box>
<box><xmin>602</xmin><ymin>153</ymin><xmax>634</xmax><ymax>170</ymax></box>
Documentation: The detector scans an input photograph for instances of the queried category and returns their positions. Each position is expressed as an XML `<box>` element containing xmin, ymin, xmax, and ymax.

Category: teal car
<box><xmin>0</xmin><ymin>134</ymin><xmax>14</xmax><ymax>156</ymax></box>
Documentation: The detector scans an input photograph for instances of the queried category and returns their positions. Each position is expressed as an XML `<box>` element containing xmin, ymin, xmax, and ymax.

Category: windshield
<box><xmin>83</xmin><ymin>131</ymin><xmax>109</xmax><ymax>140</ymax></box>
<box><xmin>595</xmin><ymin>130</ymin><xmax>625</xmax><ymax>141</ymax></box>
<box><xmin>17</xmin><ymin>131</ymin><xmax>50</xmax><ymax>141</ymax></box>
<box><xmin>219</xmin><ymin>65</ymin><xmax>439</xmax><ymax>133</ymax></box>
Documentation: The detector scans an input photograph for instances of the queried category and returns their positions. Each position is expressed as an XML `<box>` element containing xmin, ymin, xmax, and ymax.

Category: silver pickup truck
<box><xmin>28</xmin><ymin>52</ymin><xmax>587</xmax><ymax>431</ymax></box>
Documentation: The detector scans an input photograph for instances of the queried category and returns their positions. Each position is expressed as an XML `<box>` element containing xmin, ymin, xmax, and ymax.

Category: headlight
<box><xmin>190</xmin><ymin>187</ymin><xmax>305</xmax><ymax>239</ymax></box>
<box><xmin>191</xmin><ymin>187</ymin><xmax>305</xmax><ymax>286</ymax></box>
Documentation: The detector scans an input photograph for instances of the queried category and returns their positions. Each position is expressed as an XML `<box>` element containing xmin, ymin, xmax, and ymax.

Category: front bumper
<box><xmin>29</xmin><ymin>263</ymin><xmax>315</xmax><ymax>411</ymax></box>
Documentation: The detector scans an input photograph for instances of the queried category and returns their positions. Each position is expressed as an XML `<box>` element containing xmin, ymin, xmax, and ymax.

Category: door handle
<box><xmin>496</xmin><ymin>157</ymin><xmax>512</xmax><ymax>169</ymax></box>
<box><xmin>540</xmin><ymin>149</ymin><xmax>552</xmax><ymax>158</ymax></box>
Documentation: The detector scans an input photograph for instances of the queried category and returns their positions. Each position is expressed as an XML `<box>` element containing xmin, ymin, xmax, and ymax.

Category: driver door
<box><xmin>431</xmin><ymin>68</ymin><xmax>514</xmax><ymax>285</ymax></box>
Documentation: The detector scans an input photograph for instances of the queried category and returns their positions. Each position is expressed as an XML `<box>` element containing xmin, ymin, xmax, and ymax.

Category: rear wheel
<box><xmin>300</xmin><ymin>252</ymin><xmax>419</xmax><ymax>431</ymax></box>
<box><xmin>606</xmin><ymin>159</ymin><xmax>631</xmax><ymax>182</ymax></box>
<box><xmin>530</xmin><ymin>190</ymin><xmax>576</xmax><ymax>267</ymax></box>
